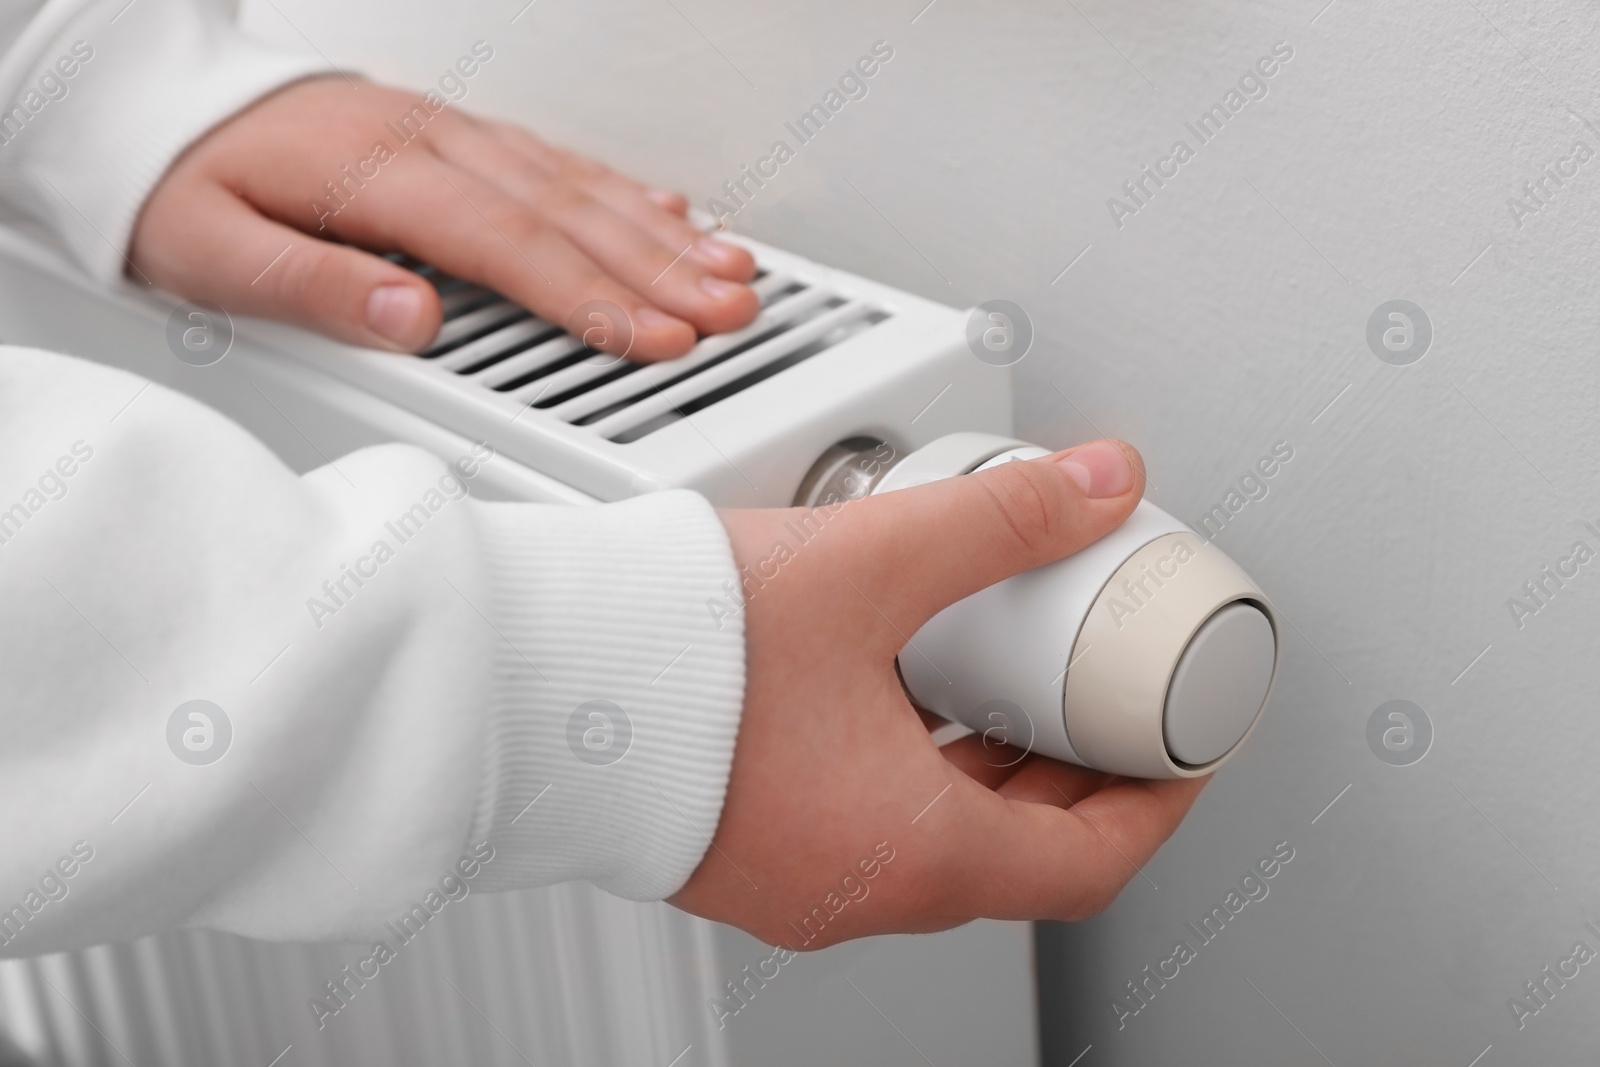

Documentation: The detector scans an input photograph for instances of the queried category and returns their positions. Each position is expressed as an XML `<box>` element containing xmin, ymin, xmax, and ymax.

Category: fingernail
<box><xmin>366</xmin><ymin>285</ymin><xmax>424</xmax><ymax>347</ymax></box>
<box><xmin>694</xmin><ymin>235</ymin><xmax>740</xmax><ymax>264</ymax></box>
<box><xmin>1056</xmin><ymin>440</ymin><xmax>1134</xmax><ymax>498</ymax></box>
<box><xmin>699</xmin><ymin>275</ymin><xmax>744</xmax><ymax>299</ymax></box>
<box><xmin>636</xmin><ymin>306</ymin><xmax>689</xmax><ymax>330</ymax></box>
<box><xmin>647</xmin><ymin>188</ymin><xmax>685</xmax><ymax>209</ymax></box>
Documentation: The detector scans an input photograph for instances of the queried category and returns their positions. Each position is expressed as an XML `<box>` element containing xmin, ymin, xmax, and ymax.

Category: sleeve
<box><xmin>0</xmin><ymin>0</ymin><xmax>331</xmax><ymax>281</ymax></box>
<box><xmin>0</xmin><ymin>346</ymin><xmax>747</xmax><ymax>955</ymax></box>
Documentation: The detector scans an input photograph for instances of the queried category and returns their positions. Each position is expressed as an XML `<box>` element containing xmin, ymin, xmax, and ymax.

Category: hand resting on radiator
<box><xmin>128</xmin><ymin>75</ymin><xmax>760</xmax><ymax>360</ymax></box>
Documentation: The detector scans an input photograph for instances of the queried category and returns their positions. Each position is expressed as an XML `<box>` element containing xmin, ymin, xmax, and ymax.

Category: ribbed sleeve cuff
<box><xmin>465</xmin><ymin>492</ymin><xmax>747</xmax><ymax>901</ymax></box>
<box><xmin>0</xmin><ymin>0</ymin><xmax>330</xmax><ymax>282</ymax></box>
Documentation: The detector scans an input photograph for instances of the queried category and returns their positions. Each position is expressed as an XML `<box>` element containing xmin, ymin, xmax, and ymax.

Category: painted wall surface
<box><xmin>246</xmin><ymin>1</ymin><xmax>1600</xmax><ymax>1062</ymax></box>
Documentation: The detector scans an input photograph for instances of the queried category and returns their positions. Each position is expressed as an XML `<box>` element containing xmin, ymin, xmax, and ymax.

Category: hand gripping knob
<box><xmin>801</xmin><ymin>433</ymin><xmax>1278</xmax><ymax>779</ymax></box>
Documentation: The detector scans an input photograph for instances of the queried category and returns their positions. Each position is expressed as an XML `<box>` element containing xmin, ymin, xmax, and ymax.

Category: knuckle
<box><xmin>976</xmin><ymin>463</ymin><xmax>1062</xmax><ymax>559</ymax></box>
<box><xmin>556</xmin><ymin>149</ymin><xmax>605</xmax><ymax>179</ymax></box>
<box><xmin>544</xmin><ymin>178</ymin><xmax>591</xmax><ymax>213</ymax></box>
<box><xmin>530</xmin><ymin>179</ymin><xmax>596</xmax><ymax>222</ymax></box>
<box><xmin>492</xmin><ymin>201</ymin><xmax>550</xmax><ymax>242</ymax></box>
<box><xmin>272</xmin><ymin>242</ymin><xmax>340</xmax><ymax>305</ymax></box>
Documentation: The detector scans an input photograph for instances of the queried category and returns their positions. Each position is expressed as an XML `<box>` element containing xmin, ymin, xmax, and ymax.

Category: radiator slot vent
<box><xmin>397</xmin><ymin>259</ymin><xmax>892</xmax><ymax>444</ymax></box>
<box><xmin>493</xmin><ymin>347</ymin><xmax>608</xmax><ymax>393</ymax></box>
<box><xmin>573</xmin><ymin>300</ymin><xmax>842</xmax><ymax>428</ymax></box>
<box><xmin>532</xmin><ymin>362</ymin><xmax>644</xmax><ymax>409</ymax></box>
<box><xmin>609</xmin><ymin>308</ymin><xmax>889</xmax><ymax>443</ymax></box>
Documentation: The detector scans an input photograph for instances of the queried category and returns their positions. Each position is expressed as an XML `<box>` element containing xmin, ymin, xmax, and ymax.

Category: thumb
<box><xmin>844</xmin><ymin>439</ymin><xmax>1145</xmax><ymax>637</ymax></box>
<box><xmin>132</xmin><ymin>182</ymin><xmax>442</xmax><ymax>352</ymax></box>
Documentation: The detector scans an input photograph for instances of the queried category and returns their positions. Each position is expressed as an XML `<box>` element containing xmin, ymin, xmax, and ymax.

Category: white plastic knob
<box><xmin>873</xmin><ymin>434</ymin><xmax>1278</xmax><ymax>779</ymax></box>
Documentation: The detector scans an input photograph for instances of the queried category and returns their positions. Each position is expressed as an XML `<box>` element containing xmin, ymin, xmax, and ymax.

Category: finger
<box><xmin>948</xmin><ymin>775</ymin><xmax>1208</xmax><ymax>921</ymax></box>
<box><xmin>430</xmin><ymin>128</ymin><xmax>758</xmax><ymax>334</ymax></box>
<box><xmin>916</xmin><ymin>706</ymin><xmax>1030</xmax><ymax>788</ymax></box>
<box><xmin>500</xmin><ymin>127</ymin><xmax>695</xmax><ymax>220</ymax></box>
<box><xmin>646</xmin><ymin>188</ymin><xmax>692</xmax><ymax>216</ymax></box>
<box><xmin>328</xmin><ymin>158</ymin><xmax>698</xmax><ymax>360</ymax></box>
<box><xmin>483</xmin><ymin>121</ymin><xmax>754</xmax><ymax>279</ymax></box>
<box><xmin>994</xmin><ymin>758</ymin><xmax>1114</xmax><ymax>808</ymax></box>
<box><xmin>131</xmin><ymin>182</ymin><xmax>441</xmax><ymax>352</ymax></box>
<box><xmin>935</xmin><ymin>733</ymin><xmax>1030</xmax><ymax>790</ymax></box>
<box><xmin>839</xmin><ymin>439</ymin><xmax>1146</xmax><ymax>642</ymax></box>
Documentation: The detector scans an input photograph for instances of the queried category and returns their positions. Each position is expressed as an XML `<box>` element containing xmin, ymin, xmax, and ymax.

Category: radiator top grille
<box><xmin>399</xmin><ymin>260</ymin><xmax>890</xmax><ymax>444</ymax></box>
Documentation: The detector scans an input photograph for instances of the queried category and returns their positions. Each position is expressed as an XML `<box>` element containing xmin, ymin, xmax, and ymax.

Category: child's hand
<box><xmin>676</xmin><ymin>440</ymin><xmax>1208</xmax><ymax>948</ymax></box>
<box><xmin>129</xmin><ymin>76</ymin><xmax>760</xmax><ymax>358</ymax></box>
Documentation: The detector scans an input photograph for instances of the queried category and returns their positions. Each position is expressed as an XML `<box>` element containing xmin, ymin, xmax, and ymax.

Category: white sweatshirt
<box><xmin>0</xmin><ymin>0</ymin><xmax>747</xmax><ymax>955</ymax></box>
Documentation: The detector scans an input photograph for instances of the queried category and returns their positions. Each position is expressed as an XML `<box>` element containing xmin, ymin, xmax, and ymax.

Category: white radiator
<box><xmin>0</xmin><ymin>228</ymin><xmax>1039</xmax><ymax>1067</ymax></box>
